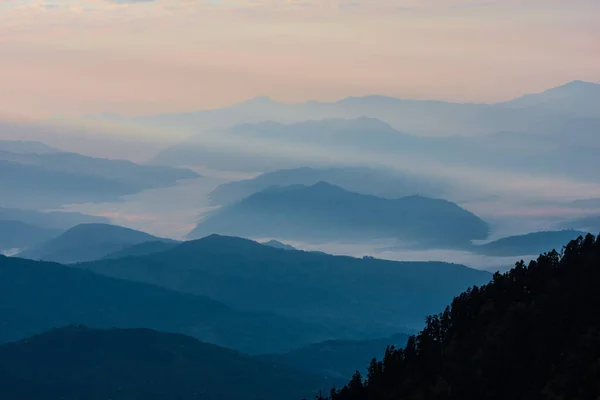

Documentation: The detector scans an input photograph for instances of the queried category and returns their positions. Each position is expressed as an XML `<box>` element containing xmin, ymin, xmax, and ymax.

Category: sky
<box><xmin>1</xmin><ymin>0</ymin><xmax>599</xmax><ymax>117</ymax></box>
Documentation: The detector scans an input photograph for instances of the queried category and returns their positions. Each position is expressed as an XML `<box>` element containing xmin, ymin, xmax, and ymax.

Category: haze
<box><xmin>2</xmin><ymin>1</ymin><xmax>600</xmax><ymax>398</ymax></box>
<box><xmin>1</xmin><ymin>0</ymin><xmax>599</xmax><ymax>117</ymax></box>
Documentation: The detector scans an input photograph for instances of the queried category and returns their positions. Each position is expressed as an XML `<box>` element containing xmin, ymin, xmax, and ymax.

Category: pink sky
<box><xmin>1</xmin><ymin>0</ymin><xmax>599</xmax><ymax>117</ymax></box>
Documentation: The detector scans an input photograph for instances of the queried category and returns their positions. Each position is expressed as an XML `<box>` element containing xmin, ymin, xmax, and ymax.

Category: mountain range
<box><xmin>208</xmin><ymin>166</ymin><xmax>449</xmax><ymax>205</ymax></box>
<box><xmin>0</xmin><ymin>255</ymin><xmax>330</xmax><ymax>354</ymax></box>
<box><xmin>3</xmin><ymin>227</ymin><xmax>598</xmax><ymax>399</ymax></box>
<box><xmin>190</xmin><ymin>182</ymin><xmax>489</xmax><ymax>247</ymax></box>
<box><xmin>128</xmin><ymin>81</ymin><xmax>600</xmax><ymax>137</ymax></box>
<box><xmin>77</xmin><ymin>234</ymin><xmax>492</xmax><ymax>336</ymax></box>
<box><xmin>150</xmin><ymin>114</ymin><xmax>600</xmax><ymax>183</ymax></box>
<box><xmin>0</xmin><ymin>148</ymin><xmax>198</xmax><ymax>208</ymax></box>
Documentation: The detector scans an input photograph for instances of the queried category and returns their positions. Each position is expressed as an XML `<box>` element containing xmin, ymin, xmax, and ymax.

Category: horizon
<box><xmin>3</xmin><ymin>78</ymin><xmax>599</xmax><ymax>123</ymax></box>
<box><xmin>2</xmin><ymin>0</ymin><xmax>599</xmax><ymax>118</ymax></box>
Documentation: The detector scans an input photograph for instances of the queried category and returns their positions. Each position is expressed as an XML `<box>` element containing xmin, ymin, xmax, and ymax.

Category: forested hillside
<box><xmin>320</xmin><ymin>233</ymin><xmax>600</xmax><ymax>400</ymax></box>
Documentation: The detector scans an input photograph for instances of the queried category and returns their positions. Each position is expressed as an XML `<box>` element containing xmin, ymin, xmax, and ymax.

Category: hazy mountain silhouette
<box><xmin>128</xmin><ymin>81</ymin><xmax>600</xmax><ymax>137</ymax></box>
<box><xmin>0</xmin><ymin>207</ymin><xmax>108</xmax><ymax>230</ymax></box>
<box><xmin>0</xmin><ymin>255</ymin><xmax>330</xmax><ymax>353</ymax></box>
<box><xmin>260</xmin><ymin>333</ymin><xmax>410</xmax><ymax>382</ymax></box>
<box><xmin>0</xmin><ymin>149</ymin><xmax>198</xmax><ymax>208</ymax></box>
<box><xmin>78</xmin><ymin>234</ymin><xmax>492</xmax><ymax>336</ymax></box>
<box><xmin>221</xmin><ymin>117</ymin><xmax>404</xmax><ymax>145</ymax></box>
<box><xmin>0</xmin><ymin>220</ymin><xmax>62</xmax><ymax>253</ymax></box>
<box><xmin>502</xmin><ymin>80</ymin><xmax>600</xmax><ymax>117</ymax></box>
<box><xmin>558</xmin><ymin>215</ymin><xmax>600</xmax><ymax>233</ymax></box>
<box><xmin>18</xmin><ymin>223</ymin><xmax>175</xmax><ymax>263</ymax></box>
<box><xmin>103</xmin><ymin>240</ymin><xmax>179</xmax><ymax>259</ymax></box>
<box><xmin>190</xmin><ymin>182</ymin><xmax>489</xmax><ymax>247</ymax></box>
<box><xmin>151</xmin><ymin>117</ymin><xmax>419</xmax><ymax>172</ymax></box>
<box><xmin>151</xmin><ymin>115</ymin><xmax>600</xmax><ymax>183</ymax></box>
<box><xmin>209</xmin><ymin>166</ymin><xmax>448</xmax><ymax>205</ymax></box>
<box><xmin>318</xmin><ymin>234</ymin><xmax>600</xmax><ymax>400</ymax></box>
<box><xmin>0</xmin><ymin>326</ymin><xmax>335</xmax><ymax>400</ymax></box>
<box><xmin>262</xmin><ymin>240</ymin><xmax>297</xmax><ymax>251</ymax></box>
<box><xmin>0</xmin><ymin>140</ymin><xmax>59</xmax><ymax>155</ymax></box>
<box><xmin>472</xmin><ymin>230</ymin><xmax>588</xmax><ymax>257</ymax></box>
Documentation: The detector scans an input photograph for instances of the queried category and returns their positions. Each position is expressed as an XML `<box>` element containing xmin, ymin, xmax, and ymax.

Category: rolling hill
<box><xmin>190</xmin><ymin>182</ymin><xmax>489</xmax><ymax>247</ymax></box>
<box><xmin>78</xmin><ymin>234</ymin><xmax>492</xmax><ymax>337</ymax></box>
<box><xmin>0</xmin><ymin>326</ymin><xmax>334</xmax><ymax>400</ymax></box>
<box><xmin>0</xmin><ymin>255</ymin><xmax>330</xmax><ymax>354</ymax></box>
<box><xmin>473</xmin><ymin>230</ymin><xmax>589</xmax><ymax>257</ymax></box>
<box><xmin>18</xmin><ymin>223</ymin><xmax>175</xmax><ymax>264</ymax></box>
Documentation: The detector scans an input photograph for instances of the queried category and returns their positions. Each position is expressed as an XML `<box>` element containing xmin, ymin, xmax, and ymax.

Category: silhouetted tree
<box><xmin>317</xmin><ymin>233</ymin><xmax>600</xmax><ymax>400</ymax></box>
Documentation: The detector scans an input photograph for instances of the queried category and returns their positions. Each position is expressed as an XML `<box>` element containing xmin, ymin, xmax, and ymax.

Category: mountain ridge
<box><xmin>0</xmin><ymin>326</ymin><xmax>334</xmax><ymax>400</ymax></box>
<box><xmin>208</xmin><ymin>166</ymin><xmax>448</xmax><ymax>205</ymax></box>
<box><xmin>0</xmin><ymin>255</ymin><xmax>331</xmax><ymax>354</ymax></box>
<box><xmin>190</xmin><ymin>182</ymin><xmax>489</xmax><ymax>247</ymax></box>
<box><xmin>77</xmin><ymin>234</ymin><xmax>492</xmax><ymax>336</ymax></box>
<box><xmin>18</xmin><ymin>223</ymin><xmax>175</xmax><ymax>264</ymax></box>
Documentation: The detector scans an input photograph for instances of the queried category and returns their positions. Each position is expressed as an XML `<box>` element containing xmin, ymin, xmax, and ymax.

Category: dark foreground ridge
<box><xmin>0</xmin><ymin>326</ymin><xmax>331</xmax><ymax>400</ymax></box>
<box><xmin>0</xmin><ymin>255</ymin><xmax>330</xmax><ymax>354</ymax></box>
<box><xmin>320</xmin><ymin>233</ymin><xmax>600</xmax><ymax>400</ymax></box>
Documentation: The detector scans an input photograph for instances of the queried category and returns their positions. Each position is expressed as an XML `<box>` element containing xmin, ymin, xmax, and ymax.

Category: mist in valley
<box><xmin>1</xmin><ymin>1</ymin><xmax>600</xmax><ymax>398</ymax></box>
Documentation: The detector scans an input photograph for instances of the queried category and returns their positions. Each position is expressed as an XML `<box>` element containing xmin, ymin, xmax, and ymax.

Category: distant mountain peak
<box><xmin>305</xmin><ymin>181</ymin><xmax>352</xmax><ymax>194</ymax></box>
<box><xmin>504</xmin><ymin>80</ymin><xmax>600</xmax><ymax>111</ymax></box>
<box><xmin>189</xmin><ymin>179</ymin><xmax>489</xmax><ymax>245</ymax></box>
<box><xmin>17</xmin><ymin>223</ymin><xmax>169</xmax><ymax>264</ymax></box>
<box><xmin>181</xmin><ymin>233</ymin><xmax>260</xmax><ymax>248</ymax></box>
<box><xmin>544</xmin><ymin>80</ymin><xmax>600</xmax><ymax>94</ymax></box>
<box><xmin>262</xmin><ymin>240</ymin><xmax>297</xmax><ymax>251</ymax></box>
<box><xmin>559</xmin><ymin>79</ymin><xmax>598</xmax><ymax>88</ymax></box>
<box><xmin>311</xmin><ymin>180</ymin><xmax>339</xmax><ymax>189</ymax></box>
<box><xmin>241</xmin><ymin>95</ymin><xmax>278</xmax><ymax>106</ymax></box>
